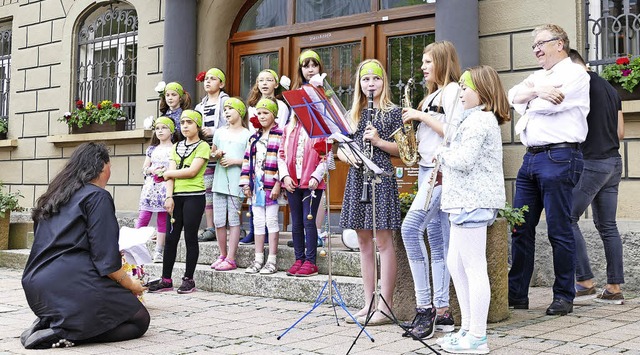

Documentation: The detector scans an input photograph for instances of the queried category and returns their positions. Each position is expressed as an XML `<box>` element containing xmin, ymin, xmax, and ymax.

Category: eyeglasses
<box><xmin>531</xmin><ymin>37</ymin><xmax>559</xmax><ymax>50</ymax></box>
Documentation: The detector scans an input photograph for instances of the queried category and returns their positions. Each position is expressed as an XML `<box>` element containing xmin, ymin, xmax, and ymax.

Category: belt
<box><xmin>527</xmin><ymin>142</ymin><xmax>579</xmax><ymax>154</ymax></box>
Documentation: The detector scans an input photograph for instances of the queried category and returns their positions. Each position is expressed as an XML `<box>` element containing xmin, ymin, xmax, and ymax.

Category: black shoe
<box><xmin>23</xmin><ymin>328</ymin><xmax>74</xmax><ymax>349</ymax></box>
<box><xmin>20</xmin><ymin>318</ymin><xmax>48</xmax><ymax>346</ymax></box>
<box><xmin>508</xmin><ymin>297</ymin><xmax>529</xmax><ymax>309</ymax></box>
<box><xmin>409</xmin><ymin>307</ymin><xmax>437</xmax><ymax>340</ymax></box>
<box><xmin>546</xmin><ymin>298</ymin><xmax>573</xmax><ymax>316</ymax></box>
<box><xmin>287</xmin><ymin>240</ymin><xmax>294</xmax><ymax>248</ymax></box>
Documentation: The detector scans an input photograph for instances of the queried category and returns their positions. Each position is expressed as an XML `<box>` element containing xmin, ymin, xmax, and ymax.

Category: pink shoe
<box><xmin>215</xmin><ymin>259</ymin><xmax>237</xmax><ymax>271</ymax></box>
<box><xmin>210</xmin><ymin>255</ymin><xmax>226</xmax><ymax>269</ymax></box>
<box><xmin>286</xmin><ymin>260</ymin><xmax>304</xmax><ymax>276</ymax></box>
<box><xmin>295</xmin><ymin>261</ymin><xmax>318</xmax><ymax>277</ymax></box>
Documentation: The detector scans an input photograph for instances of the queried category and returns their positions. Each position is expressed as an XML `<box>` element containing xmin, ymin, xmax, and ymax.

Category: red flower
<box><xmin>97</xmin><ymin>104</ymin><xmax>102</xmax><ymax>109</ymax></box>
<box><xmin>313</xmin><ymin>139</ymin><xmax>332</xmax><ymax>156</ymax></box>
<box><xmin>196</xmin><ymin>71</ymin><xmax>206</xmax><ymax>82</ymax></box>
<box><xmin>616</xmin><ymin>57</ymin><xmax>630</xmax><ymax>65</ymax></box>
<box><xmin>75</xmin><ymin>100</ymin><xmax>84</xmax><ymax>109</ymax></box>
<box><xmin>113</xmin><ymin>103</ymin><xmax>121</xmax><ymax>109</ymax></box>
<box><xmin>249</xmin><ymin>115</ymin><xmax>261</xmax><ymax>129</ymax></box>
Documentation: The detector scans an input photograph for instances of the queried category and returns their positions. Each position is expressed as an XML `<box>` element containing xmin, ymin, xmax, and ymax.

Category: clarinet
<box><xmin>359</xmin><ymin>90</ymin><xmax>375</xmax><ymax>203</ymax></box>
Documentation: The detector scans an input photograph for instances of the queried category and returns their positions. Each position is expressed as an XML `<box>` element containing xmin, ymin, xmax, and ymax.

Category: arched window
<box><xmin>76</xmin><ymin>4</ymin><xmax>138</xmax><ymax>129</ymax></box>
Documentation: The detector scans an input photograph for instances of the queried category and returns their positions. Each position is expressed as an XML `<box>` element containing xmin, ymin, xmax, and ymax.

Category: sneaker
<box><xmin>286</xmin><ymin>260</ymin><xmax>304</xmax><ymax>276</ymax></box>
<box><xmin>409</xmin><ymin>307</ymin><xmax>437</xmax><ymax>339</ymax></box>
<box><xmin>198</xmin><ymin>228</ymin><xmax>216</xmax><ymax>242</ymax></box>
<box><xmin>176</xmin><ymin>277</ymin><xmax>196</xmax><ymax>294</ymax></box>
<box><xmin>148</xmin><ymin>277</ymin><xmax>173</xmax><ymax>292</ymax></box>
<box><xmin>595</xmin><ymin>289</ymin><xmax>625</xmax><ymax>305</ymax></box>
<box><xmin>441</xmin><ymin>333</ymin><xmax>489</xmax><ymax>354</ymax></box>
<box><xmin>437</xmin><ymin>329</ymin><xmax>467</xmax><ymax>346</ymax></box>
<box><xmin>575</xmin><ymin>284</ymin><xmax>596</xmax><ymax>297</ymax></box>
<box><xmin>436</xmin><ymin>310</ymin><xmax>455</xmax><ymax>332</ymax></box>
<box><xmin>153</xmin><ymin>251</ymin><xmax>163</xmax><ymax>263</ymax></box>
<box><xmin>287</xmin><ymin>240</ymin><xmax>294</xmax><ymax>248</ymax></box>
<box><xmin>215</xmin><ymin>259</ymin><xmax>237</xmax><ymax>271</ymax></box>
<box><xmin>246</xmin><ymin>260</ymin><xmax>263</xmax><ymax>274</ymax></box>
<box><xmin>210</xmin><ymin>255</ymin><xmax>226</xmax><ymax>269</ymax></box>
<box><xmin>259</xmin><ymin>261</ymin><xmax>278</xmax><ymax>274</ymax></box>
<box><xmin>239</xmin><ymin>232</ymin><xmax>255</xmax><ymax>245</ymax></box>
<box><xmin>295</xmin><ymin>261</ymin><xmax>318</xmax><ymax>277</ymax></box>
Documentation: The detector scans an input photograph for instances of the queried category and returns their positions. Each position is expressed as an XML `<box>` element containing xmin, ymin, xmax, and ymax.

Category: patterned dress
<box><xmin>139</xmin><ymin>144</ymin><xmax>172</xmax><ymax>212</ymax></box>
<box><xmin>340</xmin><ymin>107</ymin><xmax>403</xmax><ymax>230</ymax></box>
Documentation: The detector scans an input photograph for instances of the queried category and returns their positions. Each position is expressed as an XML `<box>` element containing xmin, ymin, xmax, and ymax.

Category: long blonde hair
<box><xmin>349</xmin><ymin>59</ymin><xmax>395</xmax><ymax>127</ymax></box>
<box><xmin>467</xmin><ymin>65</ymin><xmax>511</xmax><ymax>125</ymax></box>
<box><xmin>419</xmin><ymin>41</ymin><xmax>462</xmax><ymax>109</ymax></box>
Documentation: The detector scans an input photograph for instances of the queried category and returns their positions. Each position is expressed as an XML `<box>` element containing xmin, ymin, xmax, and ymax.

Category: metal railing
<box><xmin>585</xmin><ymin>0</ymin><xmax>639</xmax><ymax>67</ymax></box>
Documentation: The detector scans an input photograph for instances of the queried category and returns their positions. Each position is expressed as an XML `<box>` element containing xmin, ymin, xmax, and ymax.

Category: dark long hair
<box><xmin>32</xmin><ymin>142</ymin><xmax>110</xmax><ymax>222</ymax></box>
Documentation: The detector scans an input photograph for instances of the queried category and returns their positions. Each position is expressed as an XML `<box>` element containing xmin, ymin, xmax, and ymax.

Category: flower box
<box><xmin>60</xmin><ymin>100</ymin><xmax>126</xmax><ymax>134</ymax></box>
<box><xmin>611</xmin><ymin>83</ymin><xmax>640</xmax><ymax>101</ymax></box>
<box><xmin>71</xmin><ymin>120</ymin><xmax>126</xmax><ymax>134</ymax></box>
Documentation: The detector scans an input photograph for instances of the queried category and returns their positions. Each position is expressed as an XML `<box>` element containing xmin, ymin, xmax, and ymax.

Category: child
<box><xmin>400</xmin><ymin>41</ymin><xmax>463</xmax><ymax>338</ymax></box>
<box><xmin>246</xmin><ymin>69</ymin><xmax>290</xmax><ymax>131</ymax></box>
<box><xmin>195</xmin><ymin>68</ymin><xmax>230</xmax><ymax>242</ymax></box>
<box><xmin>148</xmin><ymin>110</ymin><xmax>209</xmax><ymax>294</ymax></box>
<box><xmin>160</xmin><ymin>82</ymin><xmax>192</xmax><ymax>141</ymax></box>
<box><xmin>338</xmin><ymin>59</ymin><xmax>403</xmax><ymax>325</ymax></box>
<box><xmin>209</xmin><ymin>98</ymin><xmax>252</xmax><ymax>271</ymax></box>
<box><xmin>437</xmin><ymin>66</ymin><xmax>510</xmax><ymax>354</ymax></box>
<box><xmin>278</xmin><ymin>111</ymin><xmax>327</xmax><ymax>277</ymax></box>
<box><xmin>137</xmin><ymin>116</ymin><xmax>175</xmax><ymax>263</ymax></box>
<box><xmin>239</xmin><ymin>98</ymin><xmax>284</xmax><ymax>274</ymax></box>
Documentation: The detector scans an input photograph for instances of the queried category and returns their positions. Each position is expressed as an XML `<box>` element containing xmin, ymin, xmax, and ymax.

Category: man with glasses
<box><xmin>507</xmin><ymin>24</ymin><xmax>590</xmax><ymax>316</ymax></box>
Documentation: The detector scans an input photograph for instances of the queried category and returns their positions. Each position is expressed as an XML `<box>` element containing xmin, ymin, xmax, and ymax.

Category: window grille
<box><xmin>585</xmin><ymin>0</ymin><xmax>640</xmax><ymax>67</ymax></box>
<box><xmin>0</xmin><ymin>28</ymin><xmax>10</xmax><ymax>123</ymax></box>
<box><xmin>77</xmin><ymin>5</ymin><xmax>138</xmax><ymax>130</ymax></box>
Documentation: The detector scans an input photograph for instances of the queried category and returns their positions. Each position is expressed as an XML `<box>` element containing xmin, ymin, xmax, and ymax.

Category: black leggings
<box><xmin>163</xmin><ymin>194</ymin><xmax>205</xmax><ymax>279</ymax></box>
<box><xmin>78</xmin><ymin>305</ymin><xmax>150</xmax><ymax>344</ymax></box>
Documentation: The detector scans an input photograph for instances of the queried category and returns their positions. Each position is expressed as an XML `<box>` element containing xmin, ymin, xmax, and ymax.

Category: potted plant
<box><xmin>0</xmin><ymin>182</ymin><xmax>23</xmax><ymax>250</ymax></box>
<box><xmin>59</xmin><ymin>100</ymin><xmax>126</xmax><ymax>134</ymax></box>
<box><xmin>0</xmin><ymin>116</ymin><xmax>7</xmax><ymax>140</ymax></box>
<box><xmin>601</xmin><ymin>55</ymin><xmax>640</xmax><ymax>100</ymax></box>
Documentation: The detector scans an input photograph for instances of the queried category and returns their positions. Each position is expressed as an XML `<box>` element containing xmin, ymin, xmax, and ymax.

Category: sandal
<box><xmin>259</xmin><ymin>261</ymin><xmax>278</xmax><ymax>274</ymax></box>
<box><xmin>210</xmin><ymin>255</ymin><xmax>226</xmax><ymax>269</ymax></box>
<box><xmin>245</xmin><ymin>261</ymin><xmax>263</xmax><ymax>274</ymax></box>
<box><xmin>215</xmin><ymin>259</ymin><xmax>237</xmax><ymax>271</ymax></box>
<box><xmin>198</xmin><ymin>228</ymin><xmax>216</xmax><ymax>242</ymax></box>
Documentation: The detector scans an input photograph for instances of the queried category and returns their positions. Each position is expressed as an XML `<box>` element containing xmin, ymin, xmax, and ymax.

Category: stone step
<box><xmin>0</xmin><ymin>249</ymin><xmax>30</xmax><ymax>269</ymax></box>
<box><xmin>159</xmin><ymin>234</ymin><xmax>363</xmax><ymax>277</ymax></box>
<box><xmin>143</xmin><ymin>262</ymin><xmax>365</xmax><ymax>308</ymax></box>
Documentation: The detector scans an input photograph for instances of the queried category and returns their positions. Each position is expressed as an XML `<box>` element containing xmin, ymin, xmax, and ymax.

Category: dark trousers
<box><xmin>287</xmin><ymin>188</ymin><xmax>323</xmax><ymax>264</ymax></box>
<box><xmin>508</xmin><ymin>147</ymin><xmax>582</xmax><ymax>302</ymax></box>
<box><xmin>572</xmin><ymin>157</ymin><xmax>624</xmax><ymax>284</ymax></box>
<box><xmin>163</xmin><ymin>194</ymin><xmax>205</xmax><ymax>279</ymax></box>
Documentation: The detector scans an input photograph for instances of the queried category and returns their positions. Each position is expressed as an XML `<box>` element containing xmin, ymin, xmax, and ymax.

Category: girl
<box><xmin>160</xmin><ymin>81</ymin><xmax>192</xmax><ymax>141</ymax></box>
<box><xmin>240</xmin><ymin>98</ymin><xmax>284</xmax><ymax>274</ymax></box>
<box><xmin>338</xmin><ymin>59</ymin><xmax>403</xmax><ymax>326</ymax></box>
<box><xmin>195</xmin><ymin>68</ymin><xmax>229</xmax><ymax>242</ymax></box>
<box><xmin>438</xmin><ymin>66</ymin><xmax>510</xmax><ymax>354</ymax></box>
<box><xmin>278</xmin><ymin>110</ymin><xmax>327</xmax><ymax>277</ymax></box>
<box><xmin>137</xmin><ymin>116</ymin><xmax>175</xmax><ymax>263</ymax></box>
<box><xmin>148</xmin><ymin>110</ymin><xmax>209</xmax><ymax>294</ymax></box>
<box><xmin>209</xmin><ymin>98</ymin><xmax>252</xmax><ymax>271</ymax></box>
<box><xmin>400</xmin><ymin>41</ymin><xmax>463</xmax><ymax>338</ymax></box>
<box><xmin>246</xmin><ymin>69</ymin><xmax>290</xmax><ymax>131</ymax></box>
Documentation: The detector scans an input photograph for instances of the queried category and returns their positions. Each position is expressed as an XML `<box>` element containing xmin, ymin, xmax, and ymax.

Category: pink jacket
<box><xmin>277</xmin><ymin>122</ymin><xmax>327</xmax><ymax>190</ymax></box>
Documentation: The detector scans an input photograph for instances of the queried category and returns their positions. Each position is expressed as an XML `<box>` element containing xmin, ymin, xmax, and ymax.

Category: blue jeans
<box><xmin>572</xmin><ymin>157</ymin><xmax>624</xmax><ymax>285</ymax></box>
<box><xmin>287</xmin><ymin>188</ymin><xmax>323</xmax><ymax>264</ymax></box>
<box><xmin>508</xmin><ymin>147</ymin><xmax>582</xmax><ymax>303</ymax></box>
<box><xmin>400</xmin><ymin>166</ymin><xmax>450</xmax><ymax>308</ymax></box>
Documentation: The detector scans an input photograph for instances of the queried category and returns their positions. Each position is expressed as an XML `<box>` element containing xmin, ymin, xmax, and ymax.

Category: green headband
<box><xmin>261</xmin><ymin>69</ymin><xmax>279</xmax><ymax>84</ymax></box>
<box><xmin>224</xmin><ymin>97</ymin><xmax>247</xmax><ymax>119</ymax></box>
<box><xmin>165</xmin><ymin>82</ymin><xmax>184</xmax><ymax>97</ymax></box>
<box><xmin>181</xmin><ymin>109</ymin><xmax>203</xmax><ymax>127</ymax></box>
<box><xmin>256</xmin><ymin>98</ymin><xmax>278</xmax><ymax>117</ymax></box>
<box><xmin>155</xmin><ymin>116</ymin><xmax>175</xmax><ymax>133</ymax></box>
<box><xmin>459</xmin><ymin>70</ymin><xmax>477</xmax><ymax>91</ymax></box>
<box><xmin>359</xmin><ymin>61</ymin><xmax>383</xmax><ymax>79</ymax></box>
<box><xmin>206</xmin><ymin>68</ymin><xmax>226</xmax><ymax>83</ymax></box>
<box><xmin>299</xmin><ymin>50</ymin><xmax>321</xmax><ymax>65</ymax></box>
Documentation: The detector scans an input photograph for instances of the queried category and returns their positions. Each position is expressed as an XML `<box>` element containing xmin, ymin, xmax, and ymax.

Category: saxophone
<box><xmin>391</xmin><ymin>78</ymin><xmax>419</xmax><ymax>166</ymax></box>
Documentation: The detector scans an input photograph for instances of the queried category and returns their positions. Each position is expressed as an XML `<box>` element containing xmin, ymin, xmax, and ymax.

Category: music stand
<box><xmin>277</xmin><ymin>85</ymin><xmax>374</xmax><ymax>342</ymax></box>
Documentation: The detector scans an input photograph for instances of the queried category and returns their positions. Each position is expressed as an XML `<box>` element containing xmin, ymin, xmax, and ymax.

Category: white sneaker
<box><xmin>153</xmin><ymin>252</ymin><xmax>163</xmax><ymax>263</ymax></box>
<box><xmin>437</xmin><ymin>329</ymin><xmax>466</xmax><ymax>346</ymax></box>
<box><xmin>441</xmin><ymin>333</ymin><xmax>489</xmax><ymax>354</ymax></box>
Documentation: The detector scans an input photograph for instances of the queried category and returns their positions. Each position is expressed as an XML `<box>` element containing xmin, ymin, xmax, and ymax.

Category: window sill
<box><xmin>622</xmin><ymin>100</ymin><xmax>640</xmax><ymax>114</ymax></box>
<box><xmin>0</xmin><ymin>138</ymin><xmax>18</xmax><ymax>150</ymax></box>
<box><xmin>47</xmin><ymin>129</ymin><xmax>153</xmax><ymax>147</ymax></box>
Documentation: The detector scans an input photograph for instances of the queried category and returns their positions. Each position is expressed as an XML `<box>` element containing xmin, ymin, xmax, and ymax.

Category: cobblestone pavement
<box><xmin>0</xmin><ymin>267</ymin><xmax>639</xmax><ymax>354</ymax></box>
